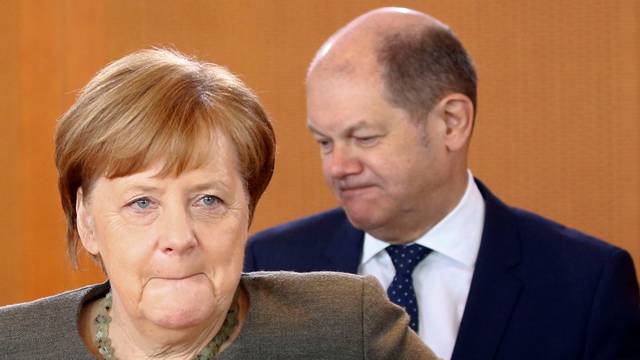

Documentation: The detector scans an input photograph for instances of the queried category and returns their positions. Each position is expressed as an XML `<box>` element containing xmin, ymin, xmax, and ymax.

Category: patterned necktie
<box><xmin>385</xmin><ymin>244</ymin><xmax>432</xmax><ymax>332</ymax></box>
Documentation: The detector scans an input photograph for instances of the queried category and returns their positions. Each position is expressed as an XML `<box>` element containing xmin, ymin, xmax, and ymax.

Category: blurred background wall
<box><xmin>1</xmin><ymin>0</ymin><xmax>638</xmax><ymax>305</ymax></box>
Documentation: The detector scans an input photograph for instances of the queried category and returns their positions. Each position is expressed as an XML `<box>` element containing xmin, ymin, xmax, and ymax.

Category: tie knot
<box><xmin>386</xmin><ymin>244</ymin><xmax>431</xmax><ymax>274</ymax></box>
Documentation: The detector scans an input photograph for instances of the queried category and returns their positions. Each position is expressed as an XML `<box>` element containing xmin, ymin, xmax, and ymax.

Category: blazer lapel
<box><xmin>451</xmin><ymin>180</ymin><xmax>523</xmax><ymax>360</ymax></box>
<box><xmin>321</xmin><ymin>208</ymin><xmax>365</xmax><ymax>274</ymax></box>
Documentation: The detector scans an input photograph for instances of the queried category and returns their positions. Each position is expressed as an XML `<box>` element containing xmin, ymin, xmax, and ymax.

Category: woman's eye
<box><xmin>126</xmin><ymin>197</ymin><xmax>156</xmax><ymax>213</ymax></box>
<box><xmin>133</xmin><ymin>197</ymin><xmax>151</xmax><ymax>209</ymax></box>
<box><xmin>197</xmin><ymin>194</ymin><xmax>222</xmax><ymax>207</ymax></box>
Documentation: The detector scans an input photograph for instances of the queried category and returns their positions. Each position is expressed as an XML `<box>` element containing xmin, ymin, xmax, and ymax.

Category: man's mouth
<box><xmin>337</xmin><ymin>184</ymin><xmax>375</xmax><ymax>197</ymax></box>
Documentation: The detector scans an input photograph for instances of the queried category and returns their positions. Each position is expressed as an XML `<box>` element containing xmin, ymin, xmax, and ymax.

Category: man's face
<box><xmin>306</xmin><ymin>70</ymin><xmax>450</xmax><ymax>242</ymax></box>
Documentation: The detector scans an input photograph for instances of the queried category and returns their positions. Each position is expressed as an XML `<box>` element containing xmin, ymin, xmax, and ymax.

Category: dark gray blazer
<box><xmin>0</xmin><ymin>272</ymin><xmax>436</xmax><ymax>359</ymax></box>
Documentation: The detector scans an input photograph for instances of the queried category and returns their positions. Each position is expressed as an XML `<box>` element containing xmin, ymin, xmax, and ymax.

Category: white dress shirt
<box><xmin>358</xmin><ymin>171</ymin><xmax>485</xmax><ymax>360</ymax></box>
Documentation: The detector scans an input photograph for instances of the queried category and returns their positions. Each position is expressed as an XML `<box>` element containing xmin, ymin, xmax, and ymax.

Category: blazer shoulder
<box><xmin>0</xmin><ymin>285</ymin><xmax>91</xmax><ymax>323</ymax></box>
<box><xmin>511</xmin><ymin>206</ymin><xmax>625</xmax><ymax>258</ymax></box>
<box><xmin>242</xmin><ymin>271</ymin><xmax>381</xmax><ymax>318</ymax></box>
<box><xmin>479</xmin><ymin>179</ymin><xmax>634</xmax><ymax>283</ymax></box>
<box><xmin>0</xmin><ymin>284</ymin><xmax>105</xmax><ymax>357</ymax></box>
<box><xmin>236</xmin><ymin>272</ymin><xmax>437</xmax><ymax>359</ymax></box>
<box><xmin>249</xmin><ymin>207</ymin><xmax>348</xmax><ymax>244</ymax></box>
<box><xmin>243</xmin><ymin>271</ymin><xmax>368</xmax><ymax>296</ymax></box>
<box><xmin>478</xmin><ymin>178</ymin><xmax>627</xmax><ymax>260</ymax></box>
<box><xmin>501</xmin><ymin>205</ymin><xmax>639</xmax><ymax>294</ymax></box>
<box><xmin>244</xmin><ymin>208</ymin><xmax>363</xmax><ymax>272</ymax></box>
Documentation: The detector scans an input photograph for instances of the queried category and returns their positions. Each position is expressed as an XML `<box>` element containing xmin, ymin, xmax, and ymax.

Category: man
<box><xmin>245</xmin><ymin>7</ymin><xmax>640</xmax><ymax>360</ymax></box>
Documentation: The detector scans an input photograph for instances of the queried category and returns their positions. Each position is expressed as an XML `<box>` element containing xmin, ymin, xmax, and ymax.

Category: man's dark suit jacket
<box><xmin>245</xmin><ymin>180</ymin><xmax>640</xmax><ymax>359</ymax></box>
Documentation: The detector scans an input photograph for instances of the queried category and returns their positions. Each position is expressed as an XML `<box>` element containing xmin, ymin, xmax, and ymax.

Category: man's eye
<box><xmin>355</xmin><ymin>136</ymin><xmax>379</xmax><ymax>146</ymax></box>
<box><xmin>316</xmin><ymin>138</ymin><xmax>333</xmax><ymax>152</ymax></box>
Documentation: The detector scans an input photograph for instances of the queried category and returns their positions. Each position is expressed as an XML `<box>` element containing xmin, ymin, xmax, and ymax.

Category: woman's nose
<box><xmin>160</xmin><ymin>206</ymin><xmax>197</xmax><ymax>255</ymax></box>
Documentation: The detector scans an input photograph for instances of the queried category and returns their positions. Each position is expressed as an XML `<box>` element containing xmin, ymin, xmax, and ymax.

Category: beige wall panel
<box><xmin>0</xmin><ymin>0</ymin><xmax>25</xmax><ymax>304</ymax></box>
<box><xmin>0</xmin><ymin>0</ymin><xmax>638</xmax><ymax>305</ymax></box>
<box><xmin>20</xmin><ymin>0</ymin><xmax>70</xmax><ymax>301</ymax></box>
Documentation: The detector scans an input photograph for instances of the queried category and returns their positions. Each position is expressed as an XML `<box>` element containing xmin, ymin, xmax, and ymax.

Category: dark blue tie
<box><xmin>386</xmin><ymin>244</ymin><xmax>431</xmax><ymax>332</ymax></box>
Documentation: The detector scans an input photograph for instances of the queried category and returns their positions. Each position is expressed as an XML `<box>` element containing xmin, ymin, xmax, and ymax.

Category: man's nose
<box><xmin>327</xmin><ymin>145</ymin><xmax>362</xmax><ymax>179</ymax></box>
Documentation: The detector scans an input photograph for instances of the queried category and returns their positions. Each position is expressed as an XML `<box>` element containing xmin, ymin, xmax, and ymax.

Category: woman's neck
<box><xmin>109</xmin><ymin>308</ymin><xmax>224</xmax><ymax>359</ymax></box>
<box><xmin>79</xmin><ymin>285</ymin><xmax>248</xmax><ymax>359</ymax></box>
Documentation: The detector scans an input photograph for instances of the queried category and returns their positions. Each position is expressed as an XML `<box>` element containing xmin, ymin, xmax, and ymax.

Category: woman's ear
<box><xmin>76</xmin><ymin>188</ymin><xmax>99</xmax><ymax>256</ymax></box>
<box><xmin>440</xmin><ymin>93</ymin><xmax>474</xmax><ymax>152</ymax></box>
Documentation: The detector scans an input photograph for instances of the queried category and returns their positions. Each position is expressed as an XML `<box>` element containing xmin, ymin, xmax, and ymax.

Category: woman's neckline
<box><xmin>75</xmin><ymin>276</ymin><xmax>257</xmax><ymax>359</ymax></box>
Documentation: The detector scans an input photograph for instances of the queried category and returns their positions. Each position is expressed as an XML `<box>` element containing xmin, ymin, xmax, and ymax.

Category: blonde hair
<box><xmin>55</xmin><ymin>48</ymin><xmax>275</xmax><ymax>266</ymax></box>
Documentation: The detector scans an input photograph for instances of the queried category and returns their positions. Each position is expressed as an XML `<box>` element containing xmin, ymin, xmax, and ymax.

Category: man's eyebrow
<box><xmin>307</xmin><ymin>122</ymin><xmax>324</xmax><ymax>135</ymax></box>
<box><xmin>345</xmin><ymin>120</ymin><xmax>374</xmax><ymax>134</ymax></box>
<box><xmin>307</xmin><ymin>120</ymin><xmax>373</xmax><ymax>136</ymax></box>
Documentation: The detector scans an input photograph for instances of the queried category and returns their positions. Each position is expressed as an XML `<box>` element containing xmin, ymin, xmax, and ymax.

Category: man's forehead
<box><xmin>317</xmin><ymin>58</ymin><xmax>357</xmax><ymax>77</ymax></box>
<box><xmin>307</xmin><ymin>50</ymin><xmax>377</xmax><ymax>84</ymax></box>
<box><xmin>306</xmin><ymin>58</ymin><xmax>381</xmax><ymax>95</ymax></box>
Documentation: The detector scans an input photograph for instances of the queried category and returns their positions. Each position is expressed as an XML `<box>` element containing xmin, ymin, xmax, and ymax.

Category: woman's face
<box><xmin>76</xmin><ymin>134</ymin><xmax>249</xmax><ymax>330</ymax></box>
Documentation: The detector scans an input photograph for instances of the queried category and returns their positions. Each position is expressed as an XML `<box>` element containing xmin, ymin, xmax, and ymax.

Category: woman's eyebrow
<box><xmin>189</xmin><ymin>181</ymin><xmax>231</xmax><ymax>193</ymax></box>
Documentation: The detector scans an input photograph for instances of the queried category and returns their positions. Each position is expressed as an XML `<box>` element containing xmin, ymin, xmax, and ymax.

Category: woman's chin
<box><xmin>140</xmin><ymin>274</ymin><xmax>217</xmax><ymax>329</ymax></box>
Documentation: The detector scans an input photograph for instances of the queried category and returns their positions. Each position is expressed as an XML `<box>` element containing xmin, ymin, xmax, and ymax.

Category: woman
<box><xmin>0</xmin><ymin>49</ymin><xmax>437</xmax><ymax>359</ymax></box>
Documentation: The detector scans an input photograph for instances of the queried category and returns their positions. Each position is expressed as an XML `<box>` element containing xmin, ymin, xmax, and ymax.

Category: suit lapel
<box><xmin>451</xmin><ymin>180</ymin><xmax>523</xmax><ymax>360</ymax></box>
<box><xmin>321</xmin><ymin>208</ymin><xmax>365</xmax><ymax>274</ymax></box>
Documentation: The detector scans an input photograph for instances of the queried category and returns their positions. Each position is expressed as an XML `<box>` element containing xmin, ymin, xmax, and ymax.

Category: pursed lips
<box><xmin>149</xmin><ymin>273</ymin><xmax>205</xmax><ymax>281</ymax></box>
<box><xmin>336</xmin><ymin>184</ymin><xmax>376</xmax><ymax>198</ymax></box>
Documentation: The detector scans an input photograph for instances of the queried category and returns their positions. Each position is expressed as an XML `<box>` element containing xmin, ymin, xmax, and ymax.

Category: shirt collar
<box><xmin>361</xmin><ymin>170</ymin><xmax>485</xmax><ymax>269</ymax></box>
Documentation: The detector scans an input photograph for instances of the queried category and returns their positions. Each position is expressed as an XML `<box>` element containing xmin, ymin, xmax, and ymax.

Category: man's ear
<box><xmin>76</xmin><ymin>187</ymin><xmax>99</xmax><ymax>256</ymax></box>
<box><xmin>439</xmin><ymin>93</ymin><xmax>474</xmax><ymax>152</ymax></box>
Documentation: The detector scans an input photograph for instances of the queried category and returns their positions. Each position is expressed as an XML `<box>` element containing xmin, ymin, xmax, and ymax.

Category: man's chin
<box><xmin>343</xmin><ymin>205</ymin><xmax>382</xmax><ymax>231</ymax></box>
